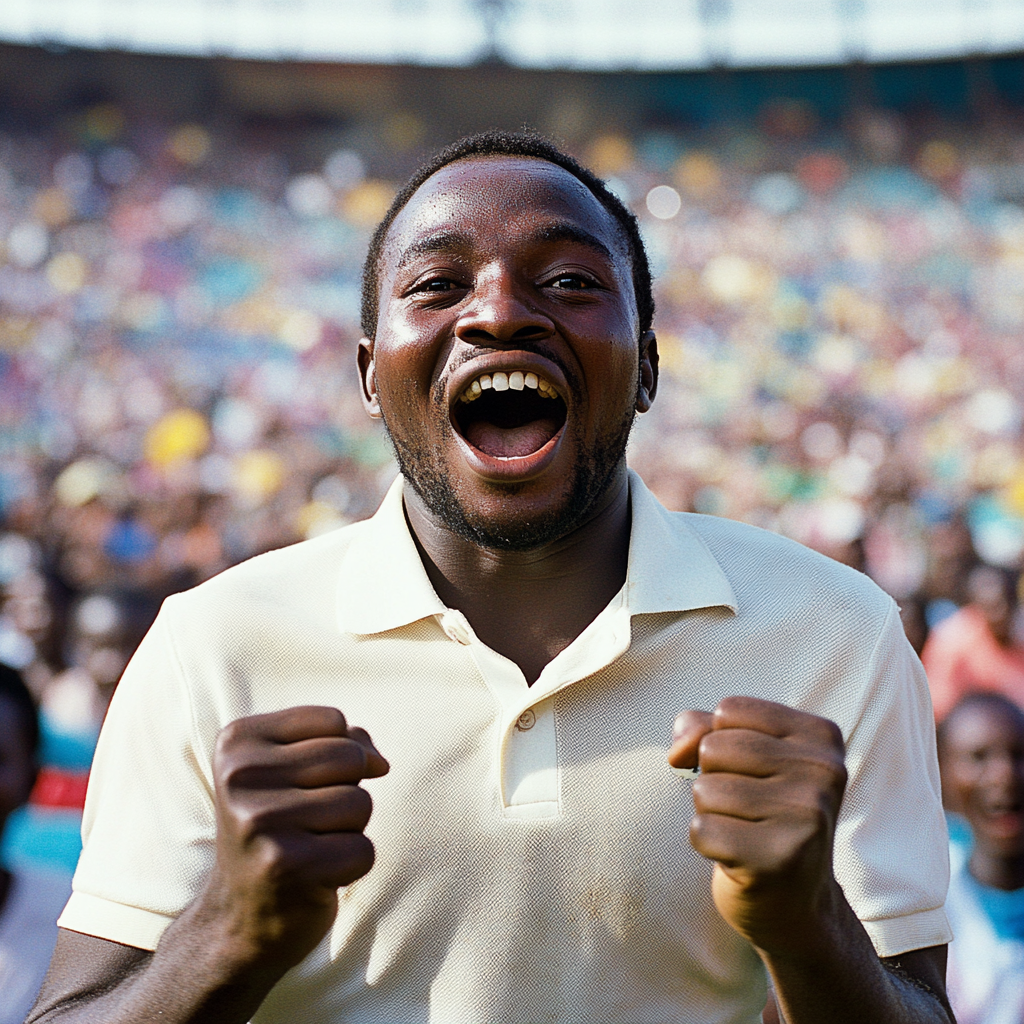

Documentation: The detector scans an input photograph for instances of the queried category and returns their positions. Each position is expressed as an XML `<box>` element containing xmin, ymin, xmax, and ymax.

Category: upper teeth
<box><xmin>458</xmin><ymin>371</ymin><xmax>558</xmax><ymax>403</ymax></box>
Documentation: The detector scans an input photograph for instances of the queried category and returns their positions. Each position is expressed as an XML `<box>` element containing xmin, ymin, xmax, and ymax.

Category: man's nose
<box><xmin>454</xmin><ymin>269</ymin><xmax>554</xmax><ymax>346</ymax></box>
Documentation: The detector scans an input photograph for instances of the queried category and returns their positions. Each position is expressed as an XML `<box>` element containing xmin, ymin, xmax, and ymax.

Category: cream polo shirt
<box><xmin>60</xmin><ymin>471</ymin><xmax>951</xmax><ymax>1024</ymax></box>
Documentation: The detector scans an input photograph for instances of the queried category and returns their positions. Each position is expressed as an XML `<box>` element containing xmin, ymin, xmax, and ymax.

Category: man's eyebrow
<box><xmin>532</xmin><ymin>222</ymin><xmax>615</xmax><ymax>261</ymax></box>
<box><xmin>396</xmin><ymin>231</ymin><xmax>472</xmax><ymax>270</ymax></box>
<box><xmin>393</xmin><ymin>222</ymin><xmax>616</xmax><ymax>271</ymax></box>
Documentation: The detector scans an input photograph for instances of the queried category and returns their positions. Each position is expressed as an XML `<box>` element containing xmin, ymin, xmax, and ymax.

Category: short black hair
<box><xmin>0</xmin><ymin>662</ymin><xmax>39</xmax><ymax>759</ymax></box>
<box><xmin>360</xmin><ymin>129</ymin><xmax>654</xmax><ymax>341</ymax></box>
<box><xmin>937</xmin><ymin>691</ymin><xmax>1024</xmax><ymax>749</ymax></box>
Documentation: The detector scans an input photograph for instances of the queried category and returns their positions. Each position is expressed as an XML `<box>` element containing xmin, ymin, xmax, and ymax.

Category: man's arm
<box><xmin>671</xmin><ymin>698</ymin><xmax>954</xmax><ymax>1024</ymax></box>
<box><xmin>28</xmin><ymin>706</ymin><xmax>388</xmax><ymax>1024</ymax></box>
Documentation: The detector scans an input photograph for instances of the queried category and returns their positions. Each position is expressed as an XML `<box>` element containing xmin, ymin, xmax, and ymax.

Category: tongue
<box><xmin>465</xmin><ymin>418</ymin><xmax>560</xmax><ymax>458</ymax></box>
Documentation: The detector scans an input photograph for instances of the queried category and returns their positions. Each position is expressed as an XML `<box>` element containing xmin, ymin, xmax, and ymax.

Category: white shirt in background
<box><xmin>0</xmin><ymin>866</ymin><xmax>72</xmax><ymax>1024</ymax></box>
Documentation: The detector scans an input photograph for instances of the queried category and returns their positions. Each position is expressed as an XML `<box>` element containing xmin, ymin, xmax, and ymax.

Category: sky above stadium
<box><xmin>1</xmin><ymin>0</ymin><xmax>1023</xmax><ymax>69</ymax></box>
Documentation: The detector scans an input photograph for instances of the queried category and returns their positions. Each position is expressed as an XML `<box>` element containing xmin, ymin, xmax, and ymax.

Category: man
<box><xmin>938</xmin><ymin>692</ymin><xmax>1024</xmax><ymax>1024</ymax></box>
<box><xmin>31</xmin><ymin>131</ymin><xmax>952</xmax><ymax>1023</ymax></box>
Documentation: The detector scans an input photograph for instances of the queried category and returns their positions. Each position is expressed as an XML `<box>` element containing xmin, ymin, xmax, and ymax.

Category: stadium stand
<box><xmin>2</xmin><ymin>42</ymin><xmax>1024</xmax><ymax>867</ymax></box>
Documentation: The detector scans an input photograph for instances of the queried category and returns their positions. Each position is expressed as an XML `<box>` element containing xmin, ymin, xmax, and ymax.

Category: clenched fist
<box><xmin>200</xmin><ymin>706</ymin><xmax>389</xmax><ymax>974</ymax></box>
<box><xmin>668</xmin><ymin>696</ymin><xmax>848</xmax><ymax>959</ymax></box>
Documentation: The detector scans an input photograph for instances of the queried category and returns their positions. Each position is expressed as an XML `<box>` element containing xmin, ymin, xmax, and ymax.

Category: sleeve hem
<box><xmin>57</xmin><ymin>891</ymin><xmax>175</xmax><ymax>952</ymax></box>
<box><xmin>860</xmin><ymin>907</ymin><xmax>953</xmax><ymax>958</ymax></box>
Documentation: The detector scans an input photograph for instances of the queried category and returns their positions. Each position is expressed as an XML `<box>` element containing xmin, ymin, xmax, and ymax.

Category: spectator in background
<box><xmin>0</xmin><ymin>662</ymin><xmax>71</xmax><ymax>1024</ymax></box>
<box><xmin>922</xmin><ymin>565</ymin><xmax>1024</xmax><ymax>720</ymax></box>
<box><xmin>938</xmin><ymin>692</ymin><xmax>1024</xmax><ymax>1024</ymax></box>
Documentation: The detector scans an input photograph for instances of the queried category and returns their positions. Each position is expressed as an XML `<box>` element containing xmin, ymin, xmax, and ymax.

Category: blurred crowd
<box><xmin>4</xmin><ymin>98</ymin><xmax>1024</xmax><ymax>807</ymax></box>
<box><xmin>2</xmin><ymin>90</ymin><xmax>1024</xmax><ymax>1024</ymax></box>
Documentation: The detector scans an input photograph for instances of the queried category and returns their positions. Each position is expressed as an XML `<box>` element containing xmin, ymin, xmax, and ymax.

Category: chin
<box><xmin>425</xmin><ymin>476</ymin><xmax>587</xmax><ymax>552</ymax></box>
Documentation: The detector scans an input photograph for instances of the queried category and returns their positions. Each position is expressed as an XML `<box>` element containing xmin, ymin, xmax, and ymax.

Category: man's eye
<box><xmin>419</xmin><ymin>278</ymin><xmax>457</xmax><ymax>292</ymax></box>
<box><xmin>549</xmin><ymin>274</ymin><xmax>595</xmax><ymax>290</ymax></box>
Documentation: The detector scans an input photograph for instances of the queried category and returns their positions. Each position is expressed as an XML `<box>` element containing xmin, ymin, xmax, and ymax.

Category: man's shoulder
<box><xmin>163</xmin><ymin>519</ymin><xmax>369</xmax><ymax>622</ymax></box>
<box><xmin>666</xmin><ymin>509</ymin><xmax>893</xmax><ymax>621</ymax></box>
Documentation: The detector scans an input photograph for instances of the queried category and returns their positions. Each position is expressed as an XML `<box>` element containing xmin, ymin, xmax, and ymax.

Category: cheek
<box><xmin>591</xmin><ymin>342</ymin><xmax>640</xmax><ymax>400</ymax></box>
<box><xmin>373</xmin><ymin>339</ymin><xmax>439</xmax><ymax>404</ymax></box>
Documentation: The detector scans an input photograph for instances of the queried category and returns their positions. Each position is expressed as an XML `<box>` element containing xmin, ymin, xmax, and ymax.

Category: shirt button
<box><xmin>516</xmin><ymin>709</ymin><xmax>536</xmax><ymax>731</ymax></box>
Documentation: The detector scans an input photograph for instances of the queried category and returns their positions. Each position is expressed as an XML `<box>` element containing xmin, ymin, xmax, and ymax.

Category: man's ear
<box><xmin>636</xmin><ymin>330</ymin><xmax>659</xmax><ymax>413</ymax></box>
<box><xmin>357</xmin><ymin>338</ymin><xmax>381</xmax><ymax>419</ymax></box>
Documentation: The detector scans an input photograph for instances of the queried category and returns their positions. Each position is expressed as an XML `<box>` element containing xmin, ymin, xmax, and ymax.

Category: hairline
<box><xmin>361</xmin><ymin>133</ymin><xmax>654</xmax><ymax>341</ymax></box>
<box><xmin>384</xmin><ymin>154</ymin><xmax>634</xmax><ymax>270</ymax></box>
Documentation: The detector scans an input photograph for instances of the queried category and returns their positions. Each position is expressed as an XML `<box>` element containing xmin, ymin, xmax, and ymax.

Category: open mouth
<box><xmin>452</xmin><ymin>369</ymin><xmax>567</xmax><ymax>460</ymax></box>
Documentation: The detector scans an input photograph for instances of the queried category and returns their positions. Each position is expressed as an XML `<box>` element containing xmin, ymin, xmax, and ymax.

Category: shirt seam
<box><xmin>845</xmin><ymin>595</ymin><xmax>900</xmax><ymax>743</ymax></box>
<box><xmin>159</xmin><ymin>594</ymin><xmax>212</xmax><ymax>790</ymax></box>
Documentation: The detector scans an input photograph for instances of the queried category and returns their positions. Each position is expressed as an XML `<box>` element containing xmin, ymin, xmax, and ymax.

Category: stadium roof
<box><xmin>1</xmin><ymin>0</ymin><xmax>1023</xmax><ymax>70</ymax></box>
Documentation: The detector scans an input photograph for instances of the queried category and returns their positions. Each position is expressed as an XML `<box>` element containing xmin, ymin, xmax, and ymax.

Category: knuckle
<box><xmin>810</xmin><ymin>799</ymin><xmax>832</xmax><ymax>833</ymax></box>
<box><xmin>254</xmin><ymin>836</ymin><xmax>302</xmax><ymax>882</ymax></box>
<box><xmin>687</xmin><ymin>814</ymin><xmax>705</xmax><ymax>847</ymax></box>
<box><xmin>231</xmin><ymin>805</ymin><xmax>262</xmax><ymax>842</ymax></box>
<box><xmin>822</xmin><ymin>718</ymin><xmax>845</xmax><ymax>752</ymax></box>
<box><xmin>339</xmin><ymin>738</ymin><xmax>369</xmax><ymax>775</ymax></box>
<box><xmin>696</xmin><ymin>732</ymin><xmax>719</xmax><ymax>763</ymax></box>
<box><xmin>213</xmin><ymin>724</ymin><xmax>243</xmax><ymax>766</ymax></box>
<box><xmin>828</xmin><ymin>758</ymin><xmax>848</xmax><ymax>792</ymax></box>
<box><xmin>218</xmin><ymin>758</ymin><xmax>258</xmax><ymax>792</ymax></box>
<box><xmin>714</xmin><ymin>696</ymin><xmax>741</xmax><ymax>720</ymax></box>
<box><xmin>320</xmin><ymin>706</ymin><xmax>348</xmax><ymax>733</ymax></box>
<box><xmin>690</xmin><ymin>776</ymin><xmax>709</xmax><ymax>811</ymax></box>
<box><xmin>348</xmin><ymin>785</ymin><xmax>373</xmax><ymax>826</ymax></box>
<box><xmin>217</xmin><ymin>718</ymin><xmax>245</xmax><ymax>745</ymax></box>
<box><xmin>347</xmin><ymin>725</ymin><xmax>371</xmax><ymax>745</ymax></box>
<box><xmin>337</xmin><ymin>834</ymin><xmax>376</xmax><ymax>884</ymax></box>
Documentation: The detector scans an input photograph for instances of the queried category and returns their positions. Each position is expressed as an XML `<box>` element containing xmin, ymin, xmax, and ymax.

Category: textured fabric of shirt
<box><xmin>59</xmin><ymin>471</ymin><xmax>951</xmax><ymax>1024</ymax></box>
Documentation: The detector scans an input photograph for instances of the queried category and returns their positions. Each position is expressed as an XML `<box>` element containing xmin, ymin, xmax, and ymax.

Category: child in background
<box><xmin>0</xmin><ymin>663</ymin><xmax>71</xmax><ymax>1024</ymax></box>
<box><xmin>938</xmin><ymin>692</ymin><xmax>1024</xmax><ymax>1024</ymax></box>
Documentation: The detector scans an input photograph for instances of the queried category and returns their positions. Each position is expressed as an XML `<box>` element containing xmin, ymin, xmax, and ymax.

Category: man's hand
<box><xmin>668</xmin><ymin>697</ymin><xmax>953</xmax><ymax>1024</ymax></box>
<box><xmin>201</xmin><ymin>706</ymin><xmax>389</xmax><ymax>974</ymax></box>
<box><xmin>667</xmin><ymin>696</ymin><xmax>848</xmax><ymax>957</ymax></box>
<box><xmin>28</xmin><ymin>706</ymin><xmax>390</xmax><ymax>1024</ymax></box>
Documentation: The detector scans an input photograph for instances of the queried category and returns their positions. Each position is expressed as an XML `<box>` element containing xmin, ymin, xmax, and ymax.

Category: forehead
<box><xmin>382</xmin><ymin>155</ymin><xmax>630</xmax><ymax>266</ymax></box>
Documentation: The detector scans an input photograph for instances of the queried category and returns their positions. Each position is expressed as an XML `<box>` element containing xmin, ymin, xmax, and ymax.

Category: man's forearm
<box><xmin>760</xmin><ymin>895</ymin><xmax>953</xmax><ymax>1024</ymax></box>
<box><xmin>28</xmin><ymin>903</ymin><xmax>285</xmax><ymax>1024</ymax></box>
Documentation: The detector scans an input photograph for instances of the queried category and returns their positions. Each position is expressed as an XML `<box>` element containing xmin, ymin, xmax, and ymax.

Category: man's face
<box><xmin>941</xmin><ymin>703</ymin><xmax>1024</xmax><ymax>858</ymax></box>
<box><xmin>360</xmin><ymin>156</ymin><xmax>656</xmax><ymax>550</ymax></box>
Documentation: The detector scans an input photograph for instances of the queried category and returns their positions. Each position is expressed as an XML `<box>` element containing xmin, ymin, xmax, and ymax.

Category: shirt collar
<box><xmin>336</xmin><ymin>469</ymin><xmax>738</xmax><ymax>636</ymax></box>
<box><xmin>624</xmin><ymin>468</ymin><xmax>738</xmax><ymax>617</ymax></box>
<box><xmin>335</xmin><ymin>475</ymin><xmax>447</xmax><ymax>636</ymax></box>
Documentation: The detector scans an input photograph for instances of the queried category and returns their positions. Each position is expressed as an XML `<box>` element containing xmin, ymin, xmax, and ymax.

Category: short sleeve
<box><xmin>833</xmin><ymin>600</ymin><xmax>953</xmax><ymax>957</ymax></box>
<box><xmin>58</xmin><ymin>598</ymin><xmax>216</xmax><ymax>951</ymax></box>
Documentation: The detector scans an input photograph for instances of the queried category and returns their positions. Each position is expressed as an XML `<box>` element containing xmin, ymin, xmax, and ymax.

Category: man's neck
<box><xmin>404</xmin><ymin>467</ymin><xmax>632</xmax><ymax>685</ymax></box>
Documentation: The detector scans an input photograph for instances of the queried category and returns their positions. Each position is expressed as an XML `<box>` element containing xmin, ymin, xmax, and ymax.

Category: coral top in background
<box><xmin>922</xmin><ymin>606</ymin><xmax>1024</xmax><ymax>721</ymax></box>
